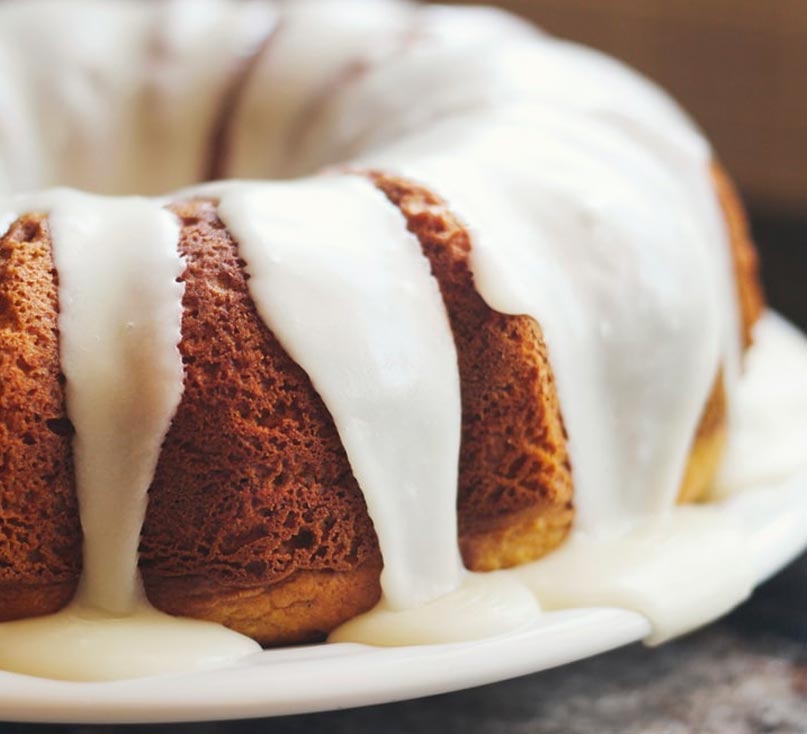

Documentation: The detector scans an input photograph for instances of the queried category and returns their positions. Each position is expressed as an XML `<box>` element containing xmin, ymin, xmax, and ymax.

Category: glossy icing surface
<box><xmin>716</xmin><ymin>314</ymin><xmax>807</xmax><ymax>495</ymax></box>
<box><xmin>0</xmin><ymin>191</ymin><xmax>258</xmax><ymax>680</ymax></box>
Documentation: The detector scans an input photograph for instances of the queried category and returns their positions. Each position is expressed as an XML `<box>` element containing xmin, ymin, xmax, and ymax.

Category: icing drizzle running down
<box><xmin>217</xmin><ymin>175</ymin><xmax>466</xmax><ymax>610</ymax></box>
<box><xmin>0</xmin><ymin>191</ymin><xmax>259</xmax><ymax>681</ymax></box>
<box><xmin>0</xmin><ymin>0</ymin><xmax>789</xmax><ymax>679</ymax></box>
<box><xmin>49</xmin><ymin>193</ymin><xmax>186</xmax><ymax>613</ymax></box>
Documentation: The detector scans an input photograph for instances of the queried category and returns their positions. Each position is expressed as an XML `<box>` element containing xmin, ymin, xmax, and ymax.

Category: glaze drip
<box><xmin>216</xmin><ymin>175</ymin><xmax>464</xmax><ymax>609</ymax></box>
<box><xmin>0</xmin><ymin>191</ymin><xmax>259</xmax><ymax>680</ymax></box>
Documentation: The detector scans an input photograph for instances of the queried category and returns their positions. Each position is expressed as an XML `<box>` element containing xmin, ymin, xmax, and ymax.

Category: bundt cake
<box><xmin>0</xmin><ymin>0</ymin><xmax>765</xmax><ymax>679</ymax></box>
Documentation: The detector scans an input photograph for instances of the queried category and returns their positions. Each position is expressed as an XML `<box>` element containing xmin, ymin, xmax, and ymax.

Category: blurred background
<box><xmin>440</xmin><ymin>0</ymin><xmax>807</xmax><ymax>328</ymax></box>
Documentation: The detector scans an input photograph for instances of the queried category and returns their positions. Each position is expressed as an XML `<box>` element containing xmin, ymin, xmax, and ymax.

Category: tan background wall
<box><xmin>438</xmin><ymin>0</ymin><xmax>807</xmax><ymax>214</ymax></box>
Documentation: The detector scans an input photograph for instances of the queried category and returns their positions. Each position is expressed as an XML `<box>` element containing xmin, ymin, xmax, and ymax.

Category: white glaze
<box><xmin>0</xmin><ymin>602</ymin><xmax>259</xmax><ymax>682</ymax></box>
<box><xmin>0</xmin><ymin>0</ymin><xmax>278</xmax><ymax>195</ymax></box>
<box><xmin>716</xmin><ymin>313</ymin><xmax>807</xmax><ymax>495</ymax></box>
<box><xmin>329</xmin><ymin>573</ymin><xmax>539</xmax><ymax>646</ymax></box>
<box><xmin>346</xmin><ymin>48</ymin><xmax>738</xmax><ymax>536</ymax></box>
<box><xmin>216</xmin><ymin>175</ymin><xmax>465</xmax><ymax>609</ymax></box>
<box><xmin>0</xmin><ymin>0</ymin><xmax>786</xmax><ymax>681</ymax></box>
<box><xmin>226</xmin><ymin>0</ymin><xmax>416</xmax><ymax>180</ymax></box>
<box><xmin>50</xmin><ymin>192</ymin><xmax>185</xmax><ymax>611</ymax></box>
<box><xmin>370</xmin><ymin>114</ymin><xmax>722</xmax><ymax>534</ymax></box>
<box><xmin>0</xmin><ymin>191</ymin><xmax>259</xmax><ymax>680</ymax></box>
<box><xmin>514</xmin><ymin>508</ymin><xmax>752</xmax><ymax>644</ymax></box>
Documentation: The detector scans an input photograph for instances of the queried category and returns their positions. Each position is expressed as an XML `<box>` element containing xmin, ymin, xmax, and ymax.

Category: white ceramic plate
<box><xmin>1</xmin><ymin>463</ymin><xmax>806</xmax><ymax>725</ymax></box>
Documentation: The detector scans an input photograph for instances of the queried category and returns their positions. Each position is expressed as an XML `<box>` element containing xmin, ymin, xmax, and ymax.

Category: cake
<box><xmin>0</xmin><ymin>0</ymin><xmax>765</xmax><ymax>678</ymax></box>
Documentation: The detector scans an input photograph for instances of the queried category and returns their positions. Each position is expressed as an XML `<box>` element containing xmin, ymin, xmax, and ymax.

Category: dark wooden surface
<box><xmin>1</xmin><ymin>211</ymin><xmax>805</xmax><ymax>733</ymax></box>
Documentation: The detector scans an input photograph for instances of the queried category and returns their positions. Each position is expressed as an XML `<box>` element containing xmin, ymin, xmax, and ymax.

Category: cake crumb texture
<box><xmin>139</xmin><ymin>200</ymin><xmax>383</xmax><ymax>643</ymax></box>
<box><xmin>0</xmin><ymin>214</ymin><xmax>81</xmax><ymax>620</ymax></box>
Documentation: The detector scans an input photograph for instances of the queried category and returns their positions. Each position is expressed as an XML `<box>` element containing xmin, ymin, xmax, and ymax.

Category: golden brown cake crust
<box><xmin>145</xmin><ymin>563</ymin><xmax>382</xmax><ymax>646</ymax></box>
<box><xmin>138</xmin><ymin>200</ymin><xmax>383</xmax><ymax>644</ymax></box>
<box><xmin>0</xmin><ymin>215</ymin><xmax>81</xmax><ymax>620</ymax></box>
<box><xmin>712</xmin><ymin>162</ymin><xmax>765</xmax><ymax>348</ymax></box>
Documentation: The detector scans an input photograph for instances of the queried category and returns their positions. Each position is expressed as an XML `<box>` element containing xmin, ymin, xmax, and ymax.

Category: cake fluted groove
<box><xmin>138</xmin><ymin>198</ymin><xmax>384</xmax><ymax>644</ymax></box>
